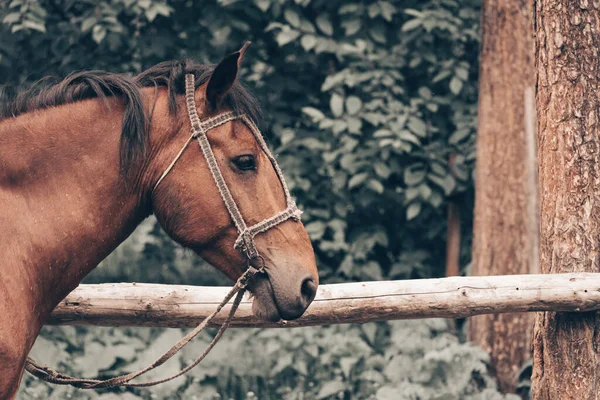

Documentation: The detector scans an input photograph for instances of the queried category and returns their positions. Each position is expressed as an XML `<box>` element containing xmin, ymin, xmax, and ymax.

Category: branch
<box><xmin>48</xmin><ymin>273</ymin><xmax>600</xmax><ymax>328</ymax></box>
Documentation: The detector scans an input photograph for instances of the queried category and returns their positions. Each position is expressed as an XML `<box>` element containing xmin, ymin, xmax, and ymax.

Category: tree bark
<box><xmin>469</xmin><ymin>0</ymin><xmax>536</xmax><ymax>393</ymax></box>
<box><xmin>532</xmin><ymin>1</ymin><xmax>600</xmax><ymax>399</ymax></box>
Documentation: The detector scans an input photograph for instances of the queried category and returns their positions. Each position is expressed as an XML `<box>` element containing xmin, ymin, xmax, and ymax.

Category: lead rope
<box><xmin>24</xmin><ymin>263</ymin><xmax>263</xmax><ymax>388</ymax></box>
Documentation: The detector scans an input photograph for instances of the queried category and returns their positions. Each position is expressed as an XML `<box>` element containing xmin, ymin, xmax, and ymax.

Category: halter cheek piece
<box><xmin>154</xmin><ymin>74</ymin><xmax>302</xmax><ymax>263</ymax></box>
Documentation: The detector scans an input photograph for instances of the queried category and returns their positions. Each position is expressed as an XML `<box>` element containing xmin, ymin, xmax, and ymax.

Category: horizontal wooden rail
<box><xmin>48</xmin><ymin>273</ymin><xmax>600</xmax><ymax>328</ymax></box>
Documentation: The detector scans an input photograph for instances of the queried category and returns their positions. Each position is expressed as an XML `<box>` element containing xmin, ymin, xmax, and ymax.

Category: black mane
<box><xmin>0</xmin><ymin>60</ymin><xmax>262</xmax><ymax>170</ymax></box>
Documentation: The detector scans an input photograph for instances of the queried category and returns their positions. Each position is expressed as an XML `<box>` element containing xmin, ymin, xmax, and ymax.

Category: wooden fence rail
<box><xmin>48</xmin><ymin>273</ymin><xmax>600</xmax><ymax>328</ymax></box>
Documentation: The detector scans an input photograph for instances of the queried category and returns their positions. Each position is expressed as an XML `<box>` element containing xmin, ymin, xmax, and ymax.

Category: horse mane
<box><xmin>0</xmin><ymin>60</ymin><xmax>262</xmax><ymax>171</ymax></box>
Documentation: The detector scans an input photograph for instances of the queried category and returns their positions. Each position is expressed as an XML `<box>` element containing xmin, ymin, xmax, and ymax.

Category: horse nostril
<box><xmin>300</xmin><ymin>277</ymin><xmax>317</xmax><ymax>308</ymax></box>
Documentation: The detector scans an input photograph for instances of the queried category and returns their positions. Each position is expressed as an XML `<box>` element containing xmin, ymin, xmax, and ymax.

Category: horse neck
<box><xmin>0</xmin><ymin>98</ymin><xmax>151</xmax><ymax>330</ymax></box>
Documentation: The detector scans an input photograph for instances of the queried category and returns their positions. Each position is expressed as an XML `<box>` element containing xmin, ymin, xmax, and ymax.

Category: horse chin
<box><xmin>249</xmin><ymin>274</ymin><xmax>281</xmax><ymax>322</ymax></box>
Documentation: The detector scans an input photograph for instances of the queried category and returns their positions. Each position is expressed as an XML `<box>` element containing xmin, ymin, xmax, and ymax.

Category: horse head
<box><xmin>149</xmin><ymin>43</ymin><xmax>318</xmax><ymax>321</ymax></box>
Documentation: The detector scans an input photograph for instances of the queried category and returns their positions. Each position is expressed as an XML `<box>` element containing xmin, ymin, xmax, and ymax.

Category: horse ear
<box><xmin>205</xmin><ymin>41</ymin><xmax>251</xmax><ymax>112</ymax></box>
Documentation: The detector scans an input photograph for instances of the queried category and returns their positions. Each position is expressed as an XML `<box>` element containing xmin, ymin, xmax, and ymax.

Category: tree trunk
<box><xmin>532</xmin><ymin>1</ymin><xmax>600</xmax><ymax>399</ymax></box>
<box><xmin>469</xmin><ymin>0</ymin><xmax>536</xmax><ymax>393</ymax></box>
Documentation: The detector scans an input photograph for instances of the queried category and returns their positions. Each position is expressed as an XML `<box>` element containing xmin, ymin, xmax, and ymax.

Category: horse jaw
<box><xmin>248</xmin><ymin>274</ymin><xmax>281</xmax><ymax>322</ymax></box>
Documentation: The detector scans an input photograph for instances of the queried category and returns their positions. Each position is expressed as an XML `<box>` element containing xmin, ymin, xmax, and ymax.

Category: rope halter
<box><xmin>154</xmin><ymin>74</ymin><xmax>302</xmax><ymax>260</ymax></box>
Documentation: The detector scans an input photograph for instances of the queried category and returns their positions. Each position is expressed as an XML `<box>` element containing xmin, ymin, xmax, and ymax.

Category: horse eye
<box><xmin>232</xmin><ymin>155</ymin><xmax>256</xmax><ymax>171</ymax></box>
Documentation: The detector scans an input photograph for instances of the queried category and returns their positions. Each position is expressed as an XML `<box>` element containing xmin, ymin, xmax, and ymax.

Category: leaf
<box><xmin>379</xmin><ymin>2</ymin><xmax>396</xmax><ymax>22</ymax></box>
<box><xmin>432</xmin><ymin>69</ymin><xmax>452</xmax><ymax>83</ymax></box>
<box><xmin>367</xmin><ymin>3</ymin><xmax>380</xmax><ymax>18</ymax></box>
<box><xmin>374</xmin><ymin>162</ymin><xmax>391</xmax><ymax>179</ymax></box>
<box><xmin>332</xmin><ymin>120</ymin><xmax>347</xmax><ymax>135</ymax></box>
<box><xmin>254</xmin><ymin>0</ymin><xmax>270</xmax><ymax>12</ymax></box>
<box><xmin>407</xmin><ymin>117</ymin><xmax>427</xmax><ymax>137</ymax></box>
<box><xmin>449</xmin><ymin>128</ymin><xmax>471</xmax><ymax>144</ymax></box>
<box><xmin>451</xmin><ymin>163</ymin><xmax>469</xmax><ymax>182</ymax></box>
<box><xmin>406</xmin><ymin>202</ymin><xmax>421</xmax><ymax>220</ymax></box>
<box><xmin>316</xmin><ymin>14</ymin><xmax>333</xmax><ymax>36</ymax></box>
<box><xmin>342</xmin><ymin>18</ymin><xmax>361</xmax><ymax>36</ymax></box>
<box><xmin>280</xmin><ymin>128</ymin><xmax>295</xmax><ymax>145</ymax></box>
<box><xmin>430</xmin><ymin>191</ymin><xmax>443</xmax><ymax>208</ymax></box>
<box><xmin>345</xmin><ymin>96</ymin><xmax>362</xmax><ymax>115</ymax></box>
<box><xmin>81</xmin><ymin>17</ymin><xmax>97</xmax><ymax>32</ymax></box>
<box><xmin>330</xmin><ymin>93</ymin><xmax>344</xmax><ymax>117</ymax></box>
<box><xmin>301</xmin><ymin>19</ymin><xmax>316</xmax><ymax>33</ymax></box>
<box><xmin>426</xmin><ymin>103</ymin><xmax>439</xmax><ymax>112</ymax></box>
<box><xmin>153</xmin><ymin>3</ymin><xmax>172</xmax><ymax>17</ymax></box>
<box><xmin>265</xmin><ymin>22</ymin><xmax>285</xmax><ymax>32</ymax></box>
<box><xmin>294</xmin><ymin>359</ymin><xmax>308</xmax><ymax>375</ymax></box>
<box><xmin>401</xmin><ymin>18</ymin><xmax>422</xmax><ymax>32</ymax></box>
<box><xmin>340</xmin><ymin>356</ymin><xmax>359</xmax><ymax>378</ymax></box>
<box><xmin>450</xmin><ymin>76</ymin><xmax>463</xmax><ymax>95</ymax></box>
<box><xmin>301</xmin><ymin>34</ymin><xmax>317</xmax><ymax>50</ymax></box>
<box><xmin>367</xmin><ymin>179</ymin><xmax>384</xmax><ymax>194</ymax></box>
<box><xmin>419</xmin><ymin>183</ymin><xmax>432</xmax><ymax>200</ymax></box>
<box><xmin>8</xmin><ymin>0</ymin><xmax>23</xmax><ymax>8</ymax></box>
<box><xmin>145</xmin><ymin>7</ymin><xmax>159</xmax><ymax>22</ymax></box>
<box><xmin>92</xmin><ymin>25</ymin><xmax>106</xmax><ymax>43</ymax></box>
<box><xmin>418</xmin><ymin>87</ymin><xmax>432</xmax><ymax>99</ymax></box>
<box><xmin>317</xmin><ymin>380</ymin><xmax>346</xmax><ymax>399</ymax></box>
<box><xmin>431</xmin><ymin>162</ymin><xmax>447</xmax><ymax>176</ymax></box>
<box><xmin>429</xmin><ymin>173</ymin><xmax>456</xmax><ymax>195</ymax></box>
<box><xmin>405</xmin><ymin>187</ymin><xmax>419</xmax><ymax>202</ymax></box>
<box><xmin>373</xmin><ymin>129</ymin><xmax>392</xmax><ymax>138</ymax></box>
<box><xmin>284</xmin><ymin>9</ymin><xmax>301</xmax><ymax>28</ymax></box>
<box><xmin>321</xmin><ymin>70</ymin><xmax>347</xmax><ymax>91</ymax></box>
<box><xmin>11</xmin><ymin>23</ymin><xmax>24</xmax><ymax>33</ymax></box>
<box><xmin>276</xmin><ymin>29</ymin><xmax>301</xmax><ymax>46</ymax></box>
<box><xmin>398</xmin><ymin>130</ymin><xmax>421</xmax><ymax>145</ymax></box>
<box><xmin>404</xmin><ymin>166</ymin><xmax>426</xmax><ymax>186</ymax></box>
<box><xmin>3</xmin><ymin>12</ymin><xmax>20</xmax><ymax>24</ymax></box>
<box><xmin>404</xmin><ymin>8</ymin><xmax>424</xmax><ymax>17</ymax></box>
<box><xmin>346</xmin><ymin>116</ymin><xmax>362</xmax><ymax>134</ymax></box>
<box><xmin>299</xmin><ymin>137</ymin><xmax>327</xmax><ymax>150</ymax></box>
<box><xmin>370</xmin><ymin>25</ymin><xmax>386</xmax><ymax>44</ymax></box>
<box><xmin>305</xmin><ymin>220</ymin><xmax>326</xmax><ymax>240</ymax></box>
<box><xmin>348</xmin><ymin>172</ymin><xmax>368</xmax><ymax>189</ymax></box>
<box><xmin>302</xmin><ymin>106</ymin><xmax>325</xmax><ymax>122</ymax></box>
<box><xmin>339</xmin><ymin>4</ymin><xmax>360</xmax><ymax>14</ymax></box>
<box><xmin>22</xmin><ymin>20</ymin><xmax>46</xmax><ymax>33</ymax></box>
<box><xmin>455</xmin><ymin>66</ymin><xmax>469</xmax><ymax>80</ymax></box>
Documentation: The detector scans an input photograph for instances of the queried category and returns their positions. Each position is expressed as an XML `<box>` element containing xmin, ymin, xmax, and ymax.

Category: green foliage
<box><xmin>20</xmin><ymin>320</ymin><xmax>518</xmax><ymax>400</ymax></box>
<box><xmin>254</xmin><ymin>0</ymin><xmax>480</xmax><ymax>282</ymax></box>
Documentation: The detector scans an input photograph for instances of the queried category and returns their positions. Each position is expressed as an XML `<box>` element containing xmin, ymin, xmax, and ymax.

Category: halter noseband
<box><xmin>154</xmin><ymin>74</ymin><xmax>302</xmax><ymax>261</ymax></box>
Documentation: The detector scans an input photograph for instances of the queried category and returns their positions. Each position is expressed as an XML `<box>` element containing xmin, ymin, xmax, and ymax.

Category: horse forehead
<box><xmin>208</xmin><ymin>119</ymin><xmax>259</xmax><ymax>151</ymax></box>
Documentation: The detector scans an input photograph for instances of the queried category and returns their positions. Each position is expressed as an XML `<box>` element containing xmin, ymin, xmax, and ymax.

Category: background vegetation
<box><xmin>1</xmin><ymin>0</ymin><xmax>519</xmax><ymax>398</ymax></box>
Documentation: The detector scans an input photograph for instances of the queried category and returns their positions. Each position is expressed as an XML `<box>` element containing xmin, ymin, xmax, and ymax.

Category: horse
<box><xmin>0</xmin><ymin>43</ymin><xmax>319</xmax><ymax>398</ymax></box>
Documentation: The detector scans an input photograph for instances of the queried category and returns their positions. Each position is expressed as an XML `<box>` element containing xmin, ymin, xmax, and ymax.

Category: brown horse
<box><xmin>0</xmin><ymin>44</ymin><xmax>318</xmax><ymax>398</ymax></box>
